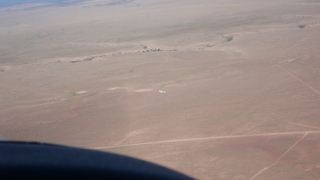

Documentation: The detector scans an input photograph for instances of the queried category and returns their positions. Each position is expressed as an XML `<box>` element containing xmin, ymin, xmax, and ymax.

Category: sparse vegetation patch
<box><xmin>298</xmin><ymin>24</ymin><xmax>306</xmax><ymax>28</ymax></box>
<box><xmin>69</xmin><ymin>61</ymin><xmax>80</xmax><ymax>63</ymax></box>
<box><xmin>112</xmin><ymin>48</ymin><xmax>172</xmax><ymax>56</ymax></box>
<box><xmin>84</xmin><ymin>57</ymin><xmax>93</xmax><ymax>61</ymax></box>
<box><xmin>225</xmin><ymin>36</ymin><xmax>234</xmax><ymax>42</ymax></box>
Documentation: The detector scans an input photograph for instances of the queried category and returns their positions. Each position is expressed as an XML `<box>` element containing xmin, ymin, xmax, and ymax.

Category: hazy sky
<box><xmin>0</xmin><ymin>0</ymin><xmax>84</xmax><ymax>7</ymax></box>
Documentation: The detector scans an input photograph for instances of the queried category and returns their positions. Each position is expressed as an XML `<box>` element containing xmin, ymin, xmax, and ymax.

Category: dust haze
<box><xmin>1</xmin><ymin>0</ymin><xmax>320</xmax><ymax>179</ymax></box>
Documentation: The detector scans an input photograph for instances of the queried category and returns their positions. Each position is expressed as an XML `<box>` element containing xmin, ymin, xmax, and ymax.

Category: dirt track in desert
<box><xmin>1</xmin><ymin>0</ymin><xmax>320</xmax><ymax>179</ymax></box>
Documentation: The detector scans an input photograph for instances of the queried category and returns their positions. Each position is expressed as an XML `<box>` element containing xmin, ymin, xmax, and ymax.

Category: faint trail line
<box><xmin>249</xmin><ymin>167</ymin><xmax>269</xmax><ymax>180</ymax></box>
<box><xmin>272</xmin><ymin>133</ymin><xmax>308</xmax><ymax>166</ymax></box>
<box><xmin>250</xmin><ymin>133</ymin><xmax>308</xmax><ymax>180</ymax></box>
<box><xmin>164</xmin><ymin>51</ymin><xmax>181</xmax><ymax>61</ymax></box>
<box><xmin>275</xmin><ymin>64</ymin><xmax>320</xmax><ymax>95</ymax></box>
<box><xmin>0</xmin><ymin>98</ymin><xmax>66</xmax><ymax>111</ymax></box>
<box><xmin>290</xmin><ymin>122</ymin><xmax>320</xmax><ymax>130</ymax></box>
<box><xmin>92</xmin><ymin>131</ymin><xmax>319</xmax><ymax>150</ymax></box>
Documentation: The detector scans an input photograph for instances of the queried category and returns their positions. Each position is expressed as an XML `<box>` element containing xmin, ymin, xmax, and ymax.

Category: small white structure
<box><xmin>158</xmin><ymin>90</ymin><xmax>166</xmax><ymax>94</ymax></box>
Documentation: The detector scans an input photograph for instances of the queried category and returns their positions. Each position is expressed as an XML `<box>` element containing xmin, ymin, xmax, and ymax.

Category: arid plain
<box><xmin>1</xmin><ymin>0</ymin><xmax>320</xmax><ymax>179</ymax></box>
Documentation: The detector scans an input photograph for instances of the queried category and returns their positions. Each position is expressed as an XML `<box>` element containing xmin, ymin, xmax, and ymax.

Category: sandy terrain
<box><xmin>1</xmin><ymin>0</ymin><xmax>320</xmax><ymax>179</ymax></box>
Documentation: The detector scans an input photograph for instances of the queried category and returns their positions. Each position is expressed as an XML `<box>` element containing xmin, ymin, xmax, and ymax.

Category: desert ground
<box><xmin>1</xmin><ymin>0</ymin><xmax>320</xmax><ymax>179</ymax></box>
